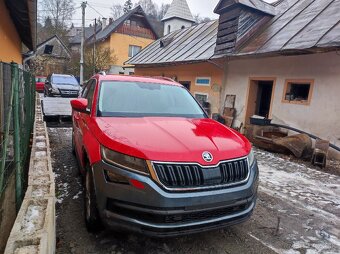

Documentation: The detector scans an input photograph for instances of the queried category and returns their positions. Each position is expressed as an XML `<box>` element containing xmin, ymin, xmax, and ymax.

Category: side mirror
<box><xmin>71</xmin><ymin>98</ymin><xmax>89</xmax><ymax>113</ymax></box>
<box><xmin>45</xmin><ymin>80</ymin><xmax>50</xmax><ymax>85</ymax></box>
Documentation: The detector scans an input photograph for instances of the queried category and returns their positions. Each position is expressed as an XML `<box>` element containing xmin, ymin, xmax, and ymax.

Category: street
<box><xmin>49</xmin><ymin>127</ymin><xmax>340</xmax><ymax>254</ymax></box>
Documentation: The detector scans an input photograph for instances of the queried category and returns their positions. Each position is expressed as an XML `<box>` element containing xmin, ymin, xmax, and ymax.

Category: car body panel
<box><xmin>35</xmin><ymin>76</ymin><xmax>46</xmax><ymax>92</ymax></box>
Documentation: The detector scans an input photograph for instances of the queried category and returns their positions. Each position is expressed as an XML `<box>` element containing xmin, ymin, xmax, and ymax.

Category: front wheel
<box><xmin>84</xmin><ymin>166</ymin><xmax>102</xmax><ymax>232</ymax></box>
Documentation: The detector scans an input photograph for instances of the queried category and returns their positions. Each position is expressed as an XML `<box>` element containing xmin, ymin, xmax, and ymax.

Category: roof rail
<box><xmin>152</xmin><ymin>76</ymin><xmax>176</xmax><ymax>82</ymax></box>
<box><xmin>98</xmin><ymin>71</ymin><xmax>106</xmax><ymax>76</ymax></box>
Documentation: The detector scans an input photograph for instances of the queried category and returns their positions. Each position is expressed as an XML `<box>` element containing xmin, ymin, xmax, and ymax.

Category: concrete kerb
<box><xmin>5</xmin><ymin>95</ymin><xmax>56</xmax><ymax>254</ymax></box>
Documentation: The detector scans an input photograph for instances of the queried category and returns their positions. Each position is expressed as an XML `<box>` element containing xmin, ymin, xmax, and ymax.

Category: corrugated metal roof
<box><xmin>237</xmin><ymin>0</ymin><xmax>340</xmax><ymax>55</ymax></box>
<box><xmin>214</xmin><ymin>0</ymin><xmax>276</xmax><ymax>15</ymax></box>
<box><xmin>126</xmin><ymin>21</ymin><xmax>218</xmax><ymax>65</ymax></box>
<box><xmin>128</xmin><ymin>0</ymin><xmax>340</xmax><ymax>66</ymax></box>
<box><xmin>162</xmin><ymin>0</ymin><xmax>195</xmax><ymax>22</ymax></box>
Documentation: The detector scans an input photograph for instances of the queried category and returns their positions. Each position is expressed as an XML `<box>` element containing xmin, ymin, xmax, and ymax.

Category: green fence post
<box><xmin>12</xmin><ymin>63</ymin><xmax>22</xmax><ymax>210</ymax></box>
<box><xmin>0</xmin><ymin>65</ymin><xmax>15</xmax><ymax>193</ymax></box>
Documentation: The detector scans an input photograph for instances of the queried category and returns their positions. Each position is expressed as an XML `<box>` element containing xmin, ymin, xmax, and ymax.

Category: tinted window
<box><xmin>52</xmin><ymin>75</ymin><xmax>79</xmax><ymax>85</ymax></box>
<box><xmin>86</xmin><ymin>81</ymin><xmax>96</xmax><ymax>111</ymax></box>
<box><xmin>98</xmin><ymin>81</ymin><xmax>205</xmax><ymax>118</ymax></box>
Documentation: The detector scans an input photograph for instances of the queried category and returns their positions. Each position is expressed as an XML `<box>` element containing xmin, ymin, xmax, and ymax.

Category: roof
<box><xmin>236</xmin><ymin>0</ymin><xmax>340</xmax><ymax>56</ymax></box>
<box><xmin>88</xmin><ymin>5</ymin><xmax>159</xmax><ymax>44</ymax></box>
<box><xmin>35</xmin><ymin>35</ymin><xmax>71</xmax><ymax>59</ymax></box>
<box><xmin>95</xmin><ymin>74</ymin><xmax>182</xmax><ymax>86</ymax></box>
<box><xmin>126</xmin><ymin>20</ymin><xmax>218</xmax><ymax>65</ymax></box>
<box><xmin>162</xmin><ymin>0</ymin><xmax>195</xmax><ymax>22</ymax></box>
<box><xmin>69</xmin><ymin>26</ymin><xmax>102</xmax><ymax>45</ymax></box>
<box><xmin>214</xmin><ymin>0</ymin><xmax>276</xmax><ymax>15</ymax></box>
<box><xmin>5</xmin><ymin>0</ymin><xmax>37</xmax><ymax>50</ymax></box>
<box><xmin>129</xmin><ymin>0</ymin><xmax>340</xmax><ymax>66</ymax></box>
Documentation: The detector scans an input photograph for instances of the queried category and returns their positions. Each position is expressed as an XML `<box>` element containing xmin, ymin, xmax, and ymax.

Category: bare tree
<box><xmin>136</xmin><ymin>0</ymin><xmax>157</xmax><ymax>18</ymax></box>
<box><xmin>157</xmin><ymin>3</ymin><xmax>170</xmax><ymax>20</ymax></box>
<box><xmin>193</xmin><ymin>14</ymin><xmax>212</xmax><ymax>24</ymax></box>
<box><xmin>111</xmin><ymin>3</ymin><xmax>124</xmax><ymax>20</ymax></box>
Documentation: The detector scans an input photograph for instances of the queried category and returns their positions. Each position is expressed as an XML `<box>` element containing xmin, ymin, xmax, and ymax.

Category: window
<box><xmin>181</xmin><ymin>25</ymin><xmax>185</xmax><ymax>29</ymax></box>
<box><xmin>168</xmin><ymin>25</ymin><xmax>171</xmax><ymax>34</ymax></box>
<box><xmin>195</xmin><ymin>93</ymin><xmax>208</xmax><ymax>107</ymax></box>
<box><xmin>283</xmin><ymin>79</ymin><xmax>314</xmax><ymax>105</ymax></box>
<box><xmin>85</xmin><ymin>80</ymin><xmax>96</xmax><ymax>111</ymax></box>
<box><xmin>97</xmin><ymin>81</ymin><xmax>205</xmax><ymax>118</ymax></box>
<box><xmin>196</xmin><ymin>77</ymin><xmax>211</xmax><ymax>86</ymax></box>
<box><xmin>128</xmin><ymin>45</ymin><xmax>142</xmax><ymax>57</ymax></box>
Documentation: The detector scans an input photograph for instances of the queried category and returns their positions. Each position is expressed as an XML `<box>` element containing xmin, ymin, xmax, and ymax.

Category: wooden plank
<box><xmin>219</xmin><ymin>8</ymin><xmax>241</xmax><ymax>23</ymax></box>
<box><xmin>218</xmin><ymin>18</ymin><xmax>239</xmax><ymax>31</ymax></box>
<box><xmin>217</xmin><ymin>25</ymin><xmax>238</xmax><ymax>37</ymax></box>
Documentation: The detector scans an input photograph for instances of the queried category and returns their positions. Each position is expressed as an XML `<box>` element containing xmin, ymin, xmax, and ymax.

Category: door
<box><xmin>245</xmin><ymin>79</ymin><xmax>275</xmax><ymax>124</ymax></box>
<box><xmin>73</xmin><ymin>79</ymin><xmax>96</xmax><ymax>163</ymax></box>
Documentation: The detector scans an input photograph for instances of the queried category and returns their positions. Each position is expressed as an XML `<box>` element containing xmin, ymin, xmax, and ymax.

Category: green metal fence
<box><xmin>0</xmin><ymin>62</ymin><xmax>35</xmax><ymax>210</ymax></box>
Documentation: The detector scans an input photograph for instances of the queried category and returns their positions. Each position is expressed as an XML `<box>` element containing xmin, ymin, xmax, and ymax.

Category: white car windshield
<box><xmin>98</xmin><ymin>81</ymin><xmax>206</xmax><ymax>118</ymax></box>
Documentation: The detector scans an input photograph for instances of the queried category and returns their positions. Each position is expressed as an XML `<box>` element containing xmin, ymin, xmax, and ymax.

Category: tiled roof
<box><xmin>162</xmin><ymin>0</ymin><xmax>195</xmax><ymax>22</ymax></box>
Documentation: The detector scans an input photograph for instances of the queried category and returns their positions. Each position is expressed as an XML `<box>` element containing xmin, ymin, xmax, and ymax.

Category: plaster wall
<box><xmin>163</xmin><ymin>19</ymin><xmax>194</xmax><ymax>35</ymax></box>
<box><xmin>223</xmin><ymin>51</ymin><xmax>340</xmax><ymax>157</ymax></box>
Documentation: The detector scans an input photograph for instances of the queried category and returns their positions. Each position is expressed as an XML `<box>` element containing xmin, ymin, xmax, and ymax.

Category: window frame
<box><xmin>195</xmin><ymin>77</ymin><xmax>211</xmax><ymax>87</ymax></box>
<box><xmin>128</xmin><ymin>45</ymin><xmax>142</xmax><ymax>58</ymax></box>
<box><xmin>282</xmin><ymin>79</ymin><xmax>314</xmax><ymax>106</ymax></box>
<box><xmin>194</xmin><ymin>92</ymin><xmax>209</xmax><ymax>106</ymax></box>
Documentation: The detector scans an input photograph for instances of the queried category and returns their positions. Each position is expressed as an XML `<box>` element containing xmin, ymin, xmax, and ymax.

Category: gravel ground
<box><xmin>48</xmin><ymin>127</ymin><xmax>340</xmax><ymax>254</ymax></box>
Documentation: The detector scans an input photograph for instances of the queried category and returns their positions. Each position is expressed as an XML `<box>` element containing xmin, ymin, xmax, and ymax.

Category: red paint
<box><xmin>35</xmin><ymin>76</ymin><xmax>46</xmax><ymax>92</ymax></box>
<box><xmin>72</xmin><ymin>75</ymin><xmax>252</xmax><ymax>170</ymax></box>
<box><xmin>129</xmin><ymin>179</ymin><xmax>145</xmax><ymax>190</ymax></box>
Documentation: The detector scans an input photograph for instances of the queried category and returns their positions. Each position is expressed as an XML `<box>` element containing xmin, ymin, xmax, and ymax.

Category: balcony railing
<box><xmin>116</xmin><ymin>24</ymin><xmax>156</xmax><ymax>40</ymax></box>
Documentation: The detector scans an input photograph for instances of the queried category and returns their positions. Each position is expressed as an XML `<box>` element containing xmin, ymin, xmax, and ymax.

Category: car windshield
<box><xmin>98</xmin><ymin>81</ymin><xmax>206</xmax><ymax>118</ymax></box>
<box><xmin>52</xmin><ymin>76</ymin><xmax>79</xmax><ymax>85</ymax></box>
<box><xmin>36</xmin><ymin>77</ymin><xmax>46</xmax><ymax>82</ymax></box>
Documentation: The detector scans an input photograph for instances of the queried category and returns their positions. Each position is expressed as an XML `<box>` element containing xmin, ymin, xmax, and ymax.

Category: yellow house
<box><xmin>0</xmin><ymin>0</ymin><xmax>37</xmax><ymax>64</ymax></box>
<box><xmin>87</xmin><ymin>5</ymin><xmax>159</xmax><ymax>75</ymax></box>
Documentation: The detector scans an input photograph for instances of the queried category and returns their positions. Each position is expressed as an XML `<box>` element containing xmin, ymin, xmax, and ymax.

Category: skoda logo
<box><xmin>202</xmin><ymin>151</ymin><xmax>213</xmax><ymax>162</ymax></box>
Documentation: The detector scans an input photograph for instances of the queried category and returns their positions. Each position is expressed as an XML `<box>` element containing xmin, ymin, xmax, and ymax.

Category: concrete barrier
<box><xmin>5</xmin><ymin>96</ymin><xmax>56</xmax><ymax>254</ymax></box>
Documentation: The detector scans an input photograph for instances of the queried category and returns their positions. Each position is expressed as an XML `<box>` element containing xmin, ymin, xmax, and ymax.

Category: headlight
<box><xmin>51</xmin><ymin>87</ymin><xmax>60</xmax><ymax>94</ymax></box>
<box><xmin>247</xmin><ymin>149</ymin><xmax>255</xmax><ymax>166</ymax></box>
<box><xmin>101</xmin><ymin>146</ymin><xmax>149</xmax><ymax>175</ymax></box>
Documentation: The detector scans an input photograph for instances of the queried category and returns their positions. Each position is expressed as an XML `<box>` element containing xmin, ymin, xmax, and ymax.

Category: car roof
<box><xmin>94</xmin><ymin>74</ymin><xmax>183</xmax><ymax>87</ymax></box>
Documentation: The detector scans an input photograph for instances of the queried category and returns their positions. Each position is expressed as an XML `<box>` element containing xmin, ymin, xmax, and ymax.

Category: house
<box><xmin>87</xmin><ymin>5</ymin><xmax>159</xmax><ymax>75</ymax></box>
<box><xmin>0</xmin><ymin>0</ymin><xmax>37</xmax><ymax>64</ymax></box>
<box><xmin>128</xmin><ymin>0</ymin><xmax>340</xmax><ymax>159</ymax></box>
<box><xmin>68</xmin><ymin>25</ymin><xmax>102</xmax><ymax>53</ymax></box>
<box><xmin>30</xmin><ymin>35</ymin><xmax>71</xmax><ymax>76</ymax></box>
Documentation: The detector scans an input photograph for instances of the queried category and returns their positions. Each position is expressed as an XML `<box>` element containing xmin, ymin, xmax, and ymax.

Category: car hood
<box><xmin>54</xmin><ymin>84</ymin><xmax>79</xmax><ymax>90</ymax></box>
<box><xmin>94</xmin><ymin>117</ymin><xmax>251</xmax><ymax>165</ymax></box>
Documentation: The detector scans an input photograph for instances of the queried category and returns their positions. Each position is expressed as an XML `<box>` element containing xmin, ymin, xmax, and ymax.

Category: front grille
<box><xmin>153</xmin><ymin>158</ymin><xmax>249</xmax><ymax>189</ymax></box>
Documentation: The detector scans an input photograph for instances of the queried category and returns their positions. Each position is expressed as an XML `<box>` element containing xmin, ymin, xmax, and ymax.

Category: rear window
<box><xmin>98</xmin><ymin>81</ymin><xmax>205</xmax><ymax>118</ymax></box>
<box><xmin>36</xmin><ymin>77</ymin><xmax>46</xmax><ymax>82</ymax></box>
<box><xmin>52</xmin><ymin>76</ymin><xmax>79</xmax><ymax>85</ymax></box>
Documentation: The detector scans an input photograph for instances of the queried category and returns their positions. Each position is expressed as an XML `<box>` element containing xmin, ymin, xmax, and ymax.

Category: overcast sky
<box><xmin>71</xmin><ymin>0</ymin><xmax>276</xmax><ymax>26</ymax></box>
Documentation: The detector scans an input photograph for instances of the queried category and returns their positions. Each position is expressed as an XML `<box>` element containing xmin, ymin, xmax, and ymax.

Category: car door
<box><xmin>73</xmin><ymin>80</ymin><xmax>92</xmax><ymax>158</ymax></box>
<box><xmin>76</xmin><ymin>79</ymin><xmax>97</xmax><ymax>167</ymax></box>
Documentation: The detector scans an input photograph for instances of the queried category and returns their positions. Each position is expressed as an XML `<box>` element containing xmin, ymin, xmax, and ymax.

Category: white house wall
<box><xmin>223</xmin><ymin>51</ymin><xmax>340</xmax><ymax>158</ymax></box>
<box><xmin>163</xmin><ymin>19</ymin><xmax>193</xmax><ymax>35</ymax></box>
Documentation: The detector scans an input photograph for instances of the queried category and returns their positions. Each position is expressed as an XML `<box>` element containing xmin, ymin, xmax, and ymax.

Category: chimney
<box><xmin>102</xmin><ymin>17</ymin><xmax>107</xmax><ymax>30</ymax></box>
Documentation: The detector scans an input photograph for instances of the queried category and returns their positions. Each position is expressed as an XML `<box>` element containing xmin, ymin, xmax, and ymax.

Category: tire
<box><xmin>84</xmin><ymin>165</ymin><xmax>102</xmax><ymax>232</ymax></box>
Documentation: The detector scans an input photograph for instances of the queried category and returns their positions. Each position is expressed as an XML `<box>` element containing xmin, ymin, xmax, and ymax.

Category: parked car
<box><xmin>71</xmin><ymin>74</ymin><xmax>258</xmax><ymax>236</ymax></box>
<box><xmin>35</xmin><ymin>76</ymin><xmax>46</xmax><ymax>92</ymax></box>
<box><xmin>44</xmin><ymin>74</ymin><xmax>80</xmax><ymax>97</ymax></box>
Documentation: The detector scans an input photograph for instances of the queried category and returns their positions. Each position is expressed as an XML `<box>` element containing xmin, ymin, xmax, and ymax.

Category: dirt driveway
<box><xmin>49</xmin><ymin>127</ymin><xmax>340</xmax><ymax>254</ymax></box>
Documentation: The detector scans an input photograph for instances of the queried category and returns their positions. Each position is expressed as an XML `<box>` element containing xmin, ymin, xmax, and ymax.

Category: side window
<box><xmin>81</xmin><ymin>80</ymin><xmax>91</xmax><ymax>98</ymax></box>
<box><xmin>85</xmin><ymin>80</ymin><xmax>96</xmax><ymax>111</ymax></box>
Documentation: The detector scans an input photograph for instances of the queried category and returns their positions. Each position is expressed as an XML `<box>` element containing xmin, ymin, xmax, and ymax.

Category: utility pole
<box><xmin>93</xmin><ymin>18</ymin><xmax>97</xmax><ymax>75</ymax></box>
<box><xmin>80</xmin><ymin>1</ymin><xmax>87</xmax><ymax>85</ymax></box>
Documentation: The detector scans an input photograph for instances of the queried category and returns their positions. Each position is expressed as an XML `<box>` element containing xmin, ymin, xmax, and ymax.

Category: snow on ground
<box><xmin>254</xmin><ymin>148</ymin><xmax>340</xmax><ymax>253</ymax></box>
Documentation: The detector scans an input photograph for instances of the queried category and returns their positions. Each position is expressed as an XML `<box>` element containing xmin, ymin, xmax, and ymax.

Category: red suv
<box><xmin>71</xmin><ymin>74</ymin><xmax>258</xmax><ymax>236</ymax></box>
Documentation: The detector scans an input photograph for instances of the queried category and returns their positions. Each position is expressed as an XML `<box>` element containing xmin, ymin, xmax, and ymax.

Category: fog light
<box><xmin>104</xmin><ymin>170</ymin><xmax>129</xmax><ymax>184</ymax></box>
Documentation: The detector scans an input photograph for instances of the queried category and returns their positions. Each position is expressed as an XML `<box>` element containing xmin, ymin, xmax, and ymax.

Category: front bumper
<box><xmin>92</xmin><ymin>160</ymin><xmax>259</xmax><ymax>237</ymax></box>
